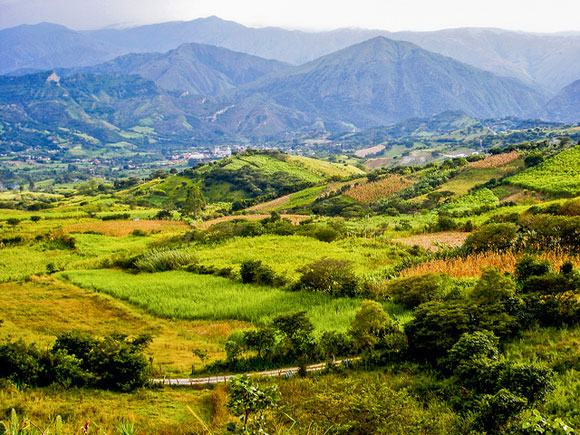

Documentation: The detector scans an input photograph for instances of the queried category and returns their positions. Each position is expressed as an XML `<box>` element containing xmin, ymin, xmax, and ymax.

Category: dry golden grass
<box><xmin>63</xmin><ymin>219</ymin><xmax>188</xmax><ymax>237</ymax></box>
<box><xmin>0</xmin><ymin>385</ymin><xmax>213</xmax><ymax>435</ymax></box>
<box><xmin>402</xmin><ymin>250</ymin><xmax>580</xmax><ymax>278</ymax></box>
<box><xmin>344</xmin><ymin>175</ymin><xmax>412</xmax><ymax>203</ymax></box>
<box><xmin>0</xmin><ymin>276</ymin><xmax>248</xmax><ymax>376</ymax></box>
<box><xmin>393</xmin><ymin>231</ymin><xmax>469</xmax><ymax>252</ymax></box>
<box><xmin>469</xmin><ymin>151</ymin><xmax>520</xmax><ymax>169</ymax></box>
<box><xmin>200</xmin><ymin>214</ymin><xmax>309</xmax><ymax>229</ymax></box>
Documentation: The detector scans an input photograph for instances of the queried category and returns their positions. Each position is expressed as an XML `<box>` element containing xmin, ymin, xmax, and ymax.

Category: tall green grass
<box><xmin>61</xmin><ymin>269</ymin><xmax>409</xmax><ymax>332</ymax></box>
<box><xmin>134</xmin><ymin>249</ymin><xmax>197</xmax><ymax>272</ymax></box>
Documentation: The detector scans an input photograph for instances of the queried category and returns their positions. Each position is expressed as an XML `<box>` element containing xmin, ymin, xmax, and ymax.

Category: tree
<box><xmin>272</xmin><ymin>312</ymin><xmax>315</xmax><ymax>360</ymax></box>
<box><xmin>348</xmin><ymin>300</ymin><xmax>393</xmax><ymax>354</ymax></box>
<box><xmin>182</xmin><ymin>183</ymin><xmax>205</xmax><ymax>218</ymax></box>
<box><xmin>227</xmin><ymin>375</ymin><xmax>280</xmax><ymax>434</ymax></box>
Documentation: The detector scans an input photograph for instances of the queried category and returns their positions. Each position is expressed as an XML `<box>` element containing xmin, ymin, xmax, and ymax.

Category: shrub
<box><xmin>475</xmin><ymin>389</ymin><xmax>527</xmax><ymax>434</ymax></box>
<box><xmin>134</xmin><ymin>249</ymin><xmax>197</xmax><ymax>272</ymax></box>
<box><xmin>239</xmin><ymin>260</ymin><xmax>281</xmax><ymax>286</ymax></box>
<box><xmin>348</xmin><ymin>300</ymin><xmax>396</xmax><ymax>354</ymax></box>
<box><xmin>464</xmin><ymin>223</ymin><xmax>519</xmax><ymax>253</ymax></box>
<box><xmin>469</xmin><ymin>269</ymin><xmax>516</xmax><ymax>304</ymax></box>
<box><xmin>131</xmin><ymin>229</ymin><xmax>147</xmax><ymax>237</ymax></box>
<box><xmin>30</xmin><ymin>215</ymin><xmax>41</xmax><ymax>222</ymax></box>
<box><xmin>515</xmin><ymin>256</ymin><xmax>551</xmax><ymax>284</ymax></box>
<box><xmin>294</xmin><ymin>259</ymin><xmax>360</xmax><ymax>297</ymax></box>
<box><xmin>386</xmin><ymin>273</ymin><xmax>450</xmax><ymax>308</ymax></box>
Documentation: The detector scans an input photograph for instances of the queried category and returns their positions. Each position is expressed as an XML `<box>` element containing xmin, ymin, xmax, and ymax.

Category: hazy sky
<box><xmin>1</xmin><ymin>0</ymin><xmax>580</xmax><ymax>33</ymax></box>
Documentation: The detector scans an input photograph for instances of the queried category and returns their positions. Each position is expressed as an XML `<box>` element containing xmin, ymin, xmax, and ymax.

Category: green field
<box><xmin>507</xmin><ymin>146</ymin><xmax>580</xmax><ymax>196</ymax></box>
<box><xmin>61</xmin><ymin>269</ymin><xmax>409</xmax><ymax>332</ymax></box>
<box><xmin>194</xmin><ymin>234</ymin><xmax>404</xmax><ymax>279</ymax></box>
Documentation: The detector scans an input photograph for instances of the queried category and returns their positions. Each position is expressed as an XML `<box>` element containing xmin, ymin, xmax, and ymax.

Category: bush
<box><xmin>475</xmin><ymin>389</ymin><xmax>527</xmax><ymax>434</ymax></box>
<box><xmin>515</xmin><ymin>256</ymin><xmax>551</xmax><ymax>284</ymax></box>
<box><xmin>294</xmin><ymin>259</ymin><xmax>360</xmax><ymax>297</ymax></box>
<box><xmin>386</xmin><ymin>273</ymin><xmax>450</xmax><ymax>308</ymax></box>
<box><xmin>131</xmin><ymin>229</ymin><xmax>147</xmax><ymax>237</ymax></box>
<box><xmin>239</xmin><ymin>260</ymin><xmax>280</xmax><ymax>286</ymax></box>
<box><xmin>464</xmin><ymin>223</ymin><xmax>519</xmax><ymax>253</ymax></box>
<box><xmin>134</xmin><ymin>249</ymin><xmax>197</xmax><ymax>272</ymax></box>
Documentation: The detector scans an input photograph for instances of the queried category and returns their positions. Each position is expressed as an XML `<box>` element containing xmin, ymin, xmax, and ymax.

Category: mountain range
<box><xmin>1</xmin><ymin>17</ymin><xmax>580</xmax><ymax>148</ymax></box>
<box><xmin>3</xmin><ymin>17</ymin><xmax>580</xmax><ymax>93</ymax></box>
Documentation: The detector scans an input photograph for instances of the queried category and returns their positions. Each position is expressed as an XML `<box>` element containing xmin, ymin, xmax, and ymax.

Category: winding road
<box><xmin>151</xmin><ymin>360</ymin><xmax>351</xmax><ymax>386</ymax></box>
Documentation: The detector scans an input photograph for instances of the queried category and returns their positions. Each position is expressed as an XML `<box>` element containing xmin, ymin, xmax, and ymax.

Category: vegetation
<box><xmin>4</xmin><ymin>139</ymin><xmax>580</xmax><ymax>433</ymax></box>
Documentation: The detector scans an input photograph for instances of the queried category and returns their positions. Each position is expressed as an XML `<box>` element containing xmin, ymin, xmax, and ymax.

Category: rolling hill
<box><xmin>125</xmin><ymin>149</ymin><xmax>364</xmax><ymax>204</ymax></box>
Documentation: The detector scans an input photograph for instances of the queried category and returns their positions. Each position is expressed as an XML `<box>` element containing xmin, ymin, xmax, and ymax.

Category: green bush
<box><xmin>464</xmin><ymin>223</ymin><xmax>519</xmax><ymax>253</ymax></box>
<box><xmin>294</xmin><ymin>258</ymin><xmax>360</xmax><ymax>297</ymax></box>
<box><xmin>386</xmin><ymin>273</ymin><xmax>450</xmax><ymax>309</ymax></box>
<box><xmin>239</xmin><ymin>260</ymin><xmax>280</xmax><ymax>286</ymax></box>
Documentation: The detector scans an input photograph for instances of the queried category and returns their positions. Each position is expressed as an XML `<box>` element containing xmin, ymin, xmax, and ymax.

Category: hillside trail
<box><xmin>151</xmin><ymin>360</ymin><xmax>352</xmax><ymax>386</ymax></box>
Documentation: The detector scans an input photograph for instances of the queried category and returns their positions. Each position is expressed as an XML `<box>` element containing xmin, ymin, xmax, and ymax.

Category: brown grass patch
<box><xmin>344</xmin><ymin>175</ymin><xmax>411</xmax><ymax>203</ymax></box>
<box><xmin>469</xmin><ymin>151</ymin><xmax>520</xmax><ymax>169</ymax></box>
<box><xmin>200</xmin><ymin>214</ymin><xmax>309</xmax><ymax>229</ymax></box>
<box><xmin>63</xmin><ymin>219</ymin><xmax>188</xmax><ymax>237</ymax></box>
<box><xmin>402</xmin><ymin>250</ymin><xmax>580</xmax><ymax>278</ymax></box>
<box><xmin>393</xmin><ymin>231</ymin><xmax>469</xmax><ymax>252</ymax></box>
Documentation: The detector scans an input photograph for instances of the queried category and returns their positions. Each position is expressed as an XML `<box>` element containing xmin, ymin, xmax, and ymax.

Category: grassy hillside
<box><xmin>506</xmin><ymin>145</ymin><xmax>580</xmax><ymax>196</ymax></box>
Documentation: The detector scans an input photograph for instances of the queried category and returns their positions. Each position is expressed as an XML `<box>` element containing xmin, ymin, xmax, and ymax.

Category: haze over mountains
<box><xmin>1</xmin><ymin>15</ymin><xmax>580</xmax><ymax>146</ymax></box>
<box><xmin>4</xmin><ymin>16</ymin><xmax>580</xmax><ymax>93</ymax></box>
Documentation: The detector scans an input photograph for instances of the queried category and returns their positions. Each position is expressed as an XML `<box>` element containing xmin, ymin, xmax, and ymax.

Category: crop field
<box><xmin>344</xmin><ymin>175</ymin><xmax>412</xmax><ymax>203</ymax></box>
<box><xmin>431</xmin><ymin>167</ymin><xmax>518</xmax><ymax>198</ymax></box>
<box><xmin>438</xmin><ymin>188</ymin><xmax>499</xmax><ymax>217</ymax></box>
<box><xmin>63</xmin><ymin>219</ymin><xmax>188</xmax><ymax>237</ymax></box>
<box><xmin>392</xmin><ymin>231</ymin><xmax>469</xmax><ymax>251</ymax></box>
<box><xmin>401</xmin><ymin>250</ymin><xmax>580</xmax><ymax>278</ymax></box>
<box><xmin>507</xmin><ymin>145</ymin><xmax>580</xmax><ymax>196</ymax></box>
<box><xmin>194</xmin><ymin>234</ymin><xmax>405</xmax><ymax>279</ymax></box>
<box><xmin>62</xmin><ymin>269</ymin><xmax>409</xmax><ymax>332</ymax></box>
<box><xmin>469</xmin><ymin>151</ymin><xmax>521</xmax><ymax>168</ymax></box>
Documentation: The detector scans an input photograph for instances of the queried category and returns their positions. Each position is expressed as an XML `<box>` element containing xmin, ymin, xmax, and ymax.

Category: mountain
<box><xmin>85</xmin><ymin>17</ymin><xmax>580</xmax><ymax>93</ymax></box>
<box><xmin>0</xmin><ymin>71</ymin><xmax>229</xmax><ymax>149</ymax></box>
<box><xmin>0</xmin><ymin>23</ymin><xmax>122</xmax><ymax>74</ymax></box>
<box><xmin>4</xmin><ymin>18</ymin><xmax>580</xmax><ymax>94</ymax></box>
<box><xmin>221</xmin><ymin>37</ymin><xmax>547</xmax><ymax>134</ymax></box>
<box><xmin>394</xmin><ymin>28</ymin><xmax>580</xmax><ymax>93</ymax></box>
<box><xmin>74</xmin><ymin>42</ymin><xmax>289</xmax><ymax>96</ymax></box>
<box><xmin>543</xmin><ymin>79</ymin><xmax>580</xmax><ymax>123</ymax></box>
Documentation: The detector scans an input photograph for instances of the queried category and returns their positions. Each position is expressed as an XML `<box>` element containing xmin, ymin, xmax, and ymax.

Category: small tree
<box><xmin>227</xmin><ymin>375</ymin><xmax>280</xmax><ymax>434</ymax></box>
<box><xmin>348</xmin><ymin>300</ymin><xmax>393</xmax><ymax>354</ymax></box>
